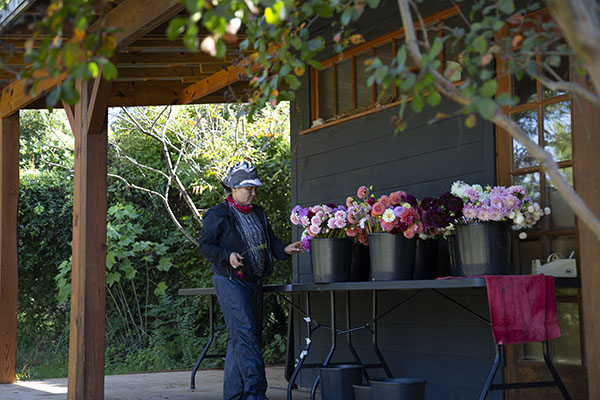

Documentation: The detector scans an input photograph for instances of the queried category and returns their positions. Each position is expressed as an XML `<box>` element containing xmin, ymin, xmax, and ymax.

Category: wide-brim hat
<box><xmin>222</xmin><ymin>161</ymin><xmax>263</xmax><ymax>188</ymax></box>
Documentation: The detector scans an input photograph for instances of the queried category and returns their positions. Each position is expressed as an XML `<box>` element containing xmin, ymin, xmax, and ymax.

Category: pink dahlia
<box><xmin>389</xmin><ymin>191</ymin><xmax>405</xmax><ymax>205</ymax></box>
<box><xmin>357</xmin><ymin>186</ymin><xmax>369</xmax><ymax>199</ymax></box>
<box><xmin>379</xmin><ymin>195</ymin><xmax>391</xmax><ymax>208</ymax></box>
<box><xmin>371</xmin><ymin>201</ymin><xmax>385</xmax><ymax>216</ymax></box>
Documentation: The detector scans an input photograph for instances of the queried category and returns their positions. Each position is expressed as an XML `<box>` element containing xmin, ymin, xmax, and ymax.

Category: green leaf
<box><xmin>102</xmin><ymin>62</ymin><xmax>118</xmax><ymax>81</ymax></box>
<box><xmin>430</xmin><ymin>38</ymin><xmax>443</xmax><ymax>57</ymax></box>
<box><xmin>307</xmin><ymin>59</ymin><xmax>323</xmax><ymax>70</ymax></box>
<box><xmin>465</xmin><ymin>114</ymin><xmax>477</xmax><ymax>128</ymax></box>
<box><xmin>374</xmin><ymin>66</ymin><xmax>388</xmax><ymax>84</ymax></box>
<box><xmin>473</xmin><ymin>36</ymin><xmax>488</xmax><ymax>54</ymax></box>
<box><xmin>157</xmin><ymin>256</ymin><xmax>173</xmax><ymax>272</ymax></box>
<box><xmin>265</xmin><ymin>7</ymin><xmax>279</xmax><ymax>25</ymax></box>
<box><xmin>498</xmin><ymin>0</ymin><xmax>515</xmax><ymax>14</ymax></box>
<box><xmin>496</xmin><ymin>92</ymin><xmax>515</xmax><ymax>106</ymax></box>
<box><xmin>411</xmin><ymin>93</ymin><xmax>424</xmax><ymax>113</ymax></box>
<box><xmin>154</xmin><ymin>282</ymin><xmax>168</xmax><ymax>296</ymax></box>
<box><xmin>480</xmin><ymin>80</ymin><xmax>498</xmax><ymax>97</ymax></box>
<box><xmin>284</xmin><ymin>74</ymin><xmax>301</xmax><ymax>90</ymax></box>
<box><xmin>426</xmin><ymin>90</ymin><xmax>442</xmax><ymax>106</ymax></box>
<box><xmin>477</xmin><ymin>97</ymin><xmax>498</xmax><ymax>119</ymax></box>
<box><xmin>341</xmin><ymin>8</ymin><xmax>353</xmax><ymax>26</ymax></box>
<box><xmin>166</xmin><ymin>18</ymin><xmax>187</xmax><ymax>40</ymax></box>
<box><xmin>46</xmin><ymin>86</ymin><xmax>61</xmax><ymax>108</ymax></box>
<box><xmin>106</xmin><ymin>271</ymin><xmax>121</xmax><ymax>287</ymax></box>
<box><xmin>314</xmin><ymin>4</ymin><xmax>333</xmax><ymax>18</ymax></box>
<box><xmin>306</xmin><ymin>38</ymin><xmax>324</xmax><ymax>52</ymax></box>
<box><xmin>88</xmin><ymin>62</ymin><xmax>99</xmax><ymax>78</ymax></box>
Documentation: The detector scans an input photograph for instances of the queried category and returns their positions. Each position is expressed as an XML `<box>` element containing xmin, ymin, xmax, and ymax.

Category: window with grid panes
<box><xmin>507</xmin><ymin>54</ymin><xmax>582</xmax><ymax>365</ymax></box>
<box><xmin>311</xmin><ymin>6</ymin><xmax>463</xmax><ymax>128</ymax></box>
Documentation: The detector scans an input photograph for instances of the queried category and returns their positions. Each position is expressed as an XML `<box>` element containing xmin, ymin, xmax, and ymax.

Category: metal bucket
<box><xmin>413</xmin><ymin>238</ymin><xmax>439</xmax><ymax>279</ymax></box>
<box><xmin>310</xmin><ymin>238</ymin><xmax>353</xmax><ymax>283</ymax></box>
<box><xmin>449</xmin><ymin>222</ymin><xmax>511</xmax><ymax>276</ymax></box>
<box><xmin>370</xmin><ymin>378</ymin><xmax>426</xmax><ymax>400</ymax></box>
<box><xmin>352</xmin><ymin>383</ymin><xmax>372</xmax><ymax>400</ymax></box>
<box><xmin>368</xmin><ymin>233</ymin><xmax>416</xmax><ymax>281</ymax></box>
<box><xmin>320</xmin><ymin>365</ymin><xmax>364</xmax><ymax>400</ymax></box>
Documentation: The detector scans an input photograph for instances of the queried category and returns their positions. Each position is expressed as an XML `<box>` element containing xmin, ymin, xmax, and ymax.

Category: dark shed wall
<box><xmin>288</xmin><ymin>1</ymin><xmax>500</xmax><ymax>398</ymax></box>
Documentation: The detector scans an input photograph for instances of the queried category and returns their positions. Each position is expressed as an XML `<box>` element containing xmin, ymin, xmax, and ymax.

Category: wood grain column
<box><xmin>572</xmin><ymin>74</ymin><xmax>600</xmax><ymax>400</ymax></box>
<box><xmin>0</xmin><ymin>113</ymin><xmax>19</xmax><ymax>384</ymax></box>
<box><xmin>66</xmin><ymin>77</ymin><xmax>109</xmax><ymax>400</ymax></box>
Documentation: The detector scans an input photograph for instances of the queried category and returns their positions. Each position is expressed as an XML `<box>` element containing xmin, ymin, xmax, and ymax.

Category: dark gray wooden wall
<box><xmin>287</xmin><ymin>1</ymin><xmax>501</xmax><ymax>398</ymax></box>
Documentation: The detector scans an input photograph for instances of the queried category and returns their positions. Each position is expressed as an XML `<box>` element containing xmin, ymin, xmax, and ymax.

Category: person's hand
<box><xmin>229</xmin><ymin>252</ymin><xmax>244</xmax><ymax>268</ymax></box>
<box><xmin>285</xmin><ymin>241</ymin><xmax>305</xmax><ymax>255</ymax></box>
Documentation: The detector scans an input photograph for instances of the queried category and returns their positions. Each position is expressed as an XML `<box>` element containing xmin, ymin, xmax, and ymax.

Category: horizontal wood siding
<box><xmin>289</xmin><ymin>3</ymin><xmax>497</xmax><ymax>397</ymax></box>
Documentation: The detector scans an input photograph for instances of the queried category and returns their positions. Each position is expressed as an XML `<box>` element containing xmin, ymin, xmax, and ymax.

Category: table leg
<box><xmin>311</xmin><ymin>291</ymin><xmax>337</xmax><ymax>400</ymax></box>
<box><xmin>372</xmin><ymin>290</ymin><xmax>393</xmax><ymax>378</ymax></box>
<box><xmin>287</xmin><ymin>292</ymin><xmax>313</xmax><ymax>400</ymax></box>
<box><xmin>191</xmin><ymin>295</ymin><xmax>216</xmax><ymax>390</ymax></box>
<box><xmin>346</xmin><ymin>291</ymin><xmax>369</xmax><ymax>382</ymax></box>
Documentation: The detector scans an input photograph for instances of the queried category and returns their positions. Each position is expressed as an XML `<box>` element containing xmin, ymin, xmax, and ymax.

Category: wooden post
<box><xmin>573</xmin><ymin>76</ymin><xmax>600</xmax><ymax>400</ymax></box>
<box><xmin>0</xmin><ymin>113</ymin><xmax>19</xmax><ymax>384</ymax></box>
<box><xmin>66</xmin><ymin>77</ymin><xmax>109</xmax><ymax>400</ymax></box>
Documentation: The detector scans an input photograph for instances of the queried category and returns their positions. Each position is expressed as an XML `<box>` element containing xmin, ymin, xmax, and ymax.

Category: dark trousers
<box><xmin>213</xmin><ymin>274</ymin><xmax>267</xmax><ymax>400</ymax></box>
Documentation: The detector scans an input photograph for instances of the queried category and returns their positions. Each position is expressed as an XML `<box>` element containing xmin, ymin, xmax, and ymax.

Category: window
<box><xmin>497</xmin><ymin>44</ymin><xmax>582</xmax><ymax>366</ymax></box>
<box><xmin>310</xmin><ymin>6</ymin><xmax>461</xmax><ymax>129</ymax></box>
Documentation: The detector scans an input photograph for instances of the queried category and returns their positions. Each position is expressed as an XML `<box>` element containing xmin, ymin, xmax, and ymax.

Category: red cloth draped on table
<box><xmin>485</xmin><ymin>275</ymin><xmax>561</xmax><ymax>345</ymax></box>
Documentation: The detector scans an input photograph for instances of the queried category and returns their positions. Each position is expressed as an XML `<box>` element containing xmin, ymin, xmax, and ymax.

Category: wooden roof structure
<box><xmin>0</xmin><ymin>1</ymin><xmax>250</xmax><ymax>399</ymax></box>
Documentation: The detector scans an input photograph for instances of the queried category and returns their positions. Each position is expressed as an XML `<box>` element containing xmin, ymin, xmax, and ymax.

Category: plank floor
<box><xmin>0</xmin><ymin>365</ymin><xmax>315</xmax><ymax>399</ymax></box>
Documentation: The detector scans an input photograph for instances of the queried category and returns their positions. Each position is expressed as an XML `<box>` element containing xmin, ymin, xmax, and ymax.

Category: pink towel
<box><xmin>485</xmin><ymin>275</ymin><xmax>560</xmax><ymax>345</ymax></box>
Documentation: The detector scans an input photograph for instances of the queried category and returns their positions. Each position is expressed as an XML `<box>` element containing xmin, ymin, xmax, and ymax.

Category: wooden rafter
<box><xmin>0</xmin><ymin>0</ymin><xmax>185</xmax><ymax>118</ymax></box>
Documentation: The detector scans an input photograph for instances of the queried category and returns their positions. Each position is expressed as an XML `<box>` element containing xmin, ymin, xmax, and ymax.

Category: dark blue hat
<box><xmin>222</xmin><ymin>161</ymin><xmax>263</xmax><ymax>188</ymax></box>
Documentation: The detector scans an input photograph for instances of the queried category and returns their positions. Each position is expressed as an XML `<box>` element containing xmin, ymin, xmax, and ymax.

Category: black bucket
<box><xmin>350</xmin><ymin>242</ymin><xmax>370</xmax><ymax>281</ymax></box>
<box><xmin>310</xmin><ymin>238</ymin><xmax>353</xmax><ymax>283</ymax></box>
<box><xmin>352</xmin><ymin>383</ymin><xmax>372</xmax><ymax>400</ymax></box>
<box><xmin>319</xmin><ymin>365</ymin><xmax>364</xmax><ymax>400</ymax></box>
<box><xmin>370</xmin><ymin>378</ymin><xmax>426</xmax><ymax>400</ymax></box>
<box><xmin>368</xmin><ymin>233</ymin><xmax>416</xmax><ymax>281</ymax></box>
<box><xmin>413</xmin><ymin>238</ymin><xmax>439</xmax><ymax>279</ymax></box>
<box><xmin>448</xmin><ymin>222</ymin><xmax>511</xmax><ymax>276</ymax></box>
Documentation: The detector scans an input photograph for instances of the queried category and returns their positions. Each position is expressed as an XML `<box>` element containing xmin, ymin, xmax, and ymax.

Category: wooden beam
<box><xmin>109</xmin><ymin>80</ymin><xmax>249</xmax><ymax>107</ymax></box>
<box><xmin>179</xmin><ymin>63</ymin><xmax>249</xmax><ymax>104</ymax></box>
<box><xmin>573</xmin><ymin>72</ymin><xmax>600</xmax><ymax>400</ymax></box>
<box><xmin>0</xmin><ymin>113</ymin><xmax>19</xmax><ymax>384</ymax></box>
<box><xmin>67</xmin><ymin>79</ymin><xmax>108</xmax><ymax>400</ymax></box>
<box><xmin>0</xmin><ymin>0</ymin><xmax>185</xmax><ymax>118</ymax></box>
<box><xmin>87</xmin><ymin>73</ymin><xmax>113</xmax><ymax>135</ymax></box>
<box><xmin>115</xmin><ymin>66</ymin><xmax>213</xmax><ymax>80</ymax></box>
<box><xmin>116</xmin><ymin>51</ymin><xmax>241</xmax><ymax>66</ymax></box>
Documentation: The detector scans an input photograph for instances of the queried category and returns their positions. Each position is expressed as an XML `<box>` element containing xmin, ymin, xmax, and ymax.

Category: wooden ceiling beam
<box><xmin>0</xmin><ymin>0</ymin><xmax>185</xmax><ymax>117</ymax></box>
<box><xmin>109</xmin><ymin>80</ymin><xmax>248</xmax><ymax>107</ymax></box>
<box><xmin>179</xmin><ymin>62</ymin><xmax>250</xmax><ymax>104</ymax></box>
<box><xmin>115</xmin><ymin>66</ymin><xmax>213</xmax><ymax>80</ymax></box>
<box><xmin>116</xmin><ymin>51</ymin><xmax>246</xmax><ymax>66</ymax></box>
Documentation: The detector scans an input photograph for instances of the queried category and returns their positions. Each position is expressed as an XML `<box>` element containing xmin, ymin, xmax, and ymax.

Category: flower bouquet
<box><xmin>290</xmin><ymin>204</ymin><xmax>349</xmax><ymax>251</ymax></box>
<box><xmin>345</xmin><ymin>186</ymin><xmax>422</xmax><ymax>243</ymax></box>
<box><xmin>290</xmin><ymin>203</ymin><xmax>352</xmax><ymax>282</ymax></box>
<box><xmin>450</xmin><ymin>181</ymin><xmax>550</xmax><ymax>238</ymax></box>
<box><xmin>417</xmin><ymin>192</ymin><xmax>464</xmax><ymax>239</ymax></box>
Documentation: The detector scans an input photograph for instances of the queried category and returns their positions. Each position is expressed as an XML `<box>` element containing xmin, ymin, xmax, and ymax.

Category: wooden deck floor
<box><xmin>0</xmin><ymin>365</ymin><xmax>315</xmax><ymax>399</ymax></box>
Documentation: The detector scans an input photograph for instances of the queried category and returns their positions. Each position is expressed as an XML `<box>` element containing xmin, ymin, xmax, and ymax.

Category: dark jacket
<box><xmin>198</xmin><ymin>200</ymin><xmax>290</xmax><ymax>282</ymax></box>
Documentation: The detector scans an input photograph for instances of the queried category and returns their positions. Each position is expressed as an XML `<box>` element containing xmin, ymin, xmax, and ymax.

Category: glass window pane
<box><xmin>356</xmin><ymin>52</ymin><xmax>372</xmax><ymax>108</ymax></box>
<box><xmin>543</xmin><ymin>101</ymin><xmax>572</xmax><ymax>162</ymax></box>
<box><xmin>545</xmin><ymin>168</ymin><xmax>574</xmax><ymax>229</ymax></box>
<box><xmin>550</xmin><ymin>236</ymin><xmax>576</xmax><ymax>260</ymax></box>
<box><xmin>337</xmin><ymin>60</ymin><xmax>353</xmax><ymax>114</ymax></box>
<box><xmin>375</xmin><ymin>43</ymin><xmax>394</xmax><ymax>102</ymax></box>
<box><xmin>554</xmin><ymin>302</ymin><xmax>582</xmax><ymax>364</ymax></box>
<box><xmin>518</xmin><ymin>238</ymin><xmax>544</xmax><ymax>275</ymax></box>
<box><xmin>444</xmin><ymin>15</ymin><xmax>467</xmax><ymax>82</ymax></box>
<box><xmin>512</xmin><ymin>109</ymin><xmax>539</xmax><ymax>169</ymax></box>
<box><xmin>513</xmin><ymin>172</ymin><xmax>540</xmax><ymax>203</ymax></box>
<box><xmin>512</xmin><ymin>73</ymin><xmax>537</xmax><ymax>104</ymax></box>
<box><xmin>318</xmin><ymin>67</ymin><xmax>334</xmax><ymax>120</ymax></box>
<box><xmin>543</xmin><ymin>56</ymin><xmax>570</xmax><ymax>99</ymax></box>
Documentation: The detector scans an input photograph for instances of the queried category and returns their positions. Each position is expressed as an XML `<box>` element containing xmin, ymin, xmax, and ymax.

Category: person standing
<box><xmin>198</xmin><ymin>161</ymin><xmax>303</xmax><ymax>400</ymax></box>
